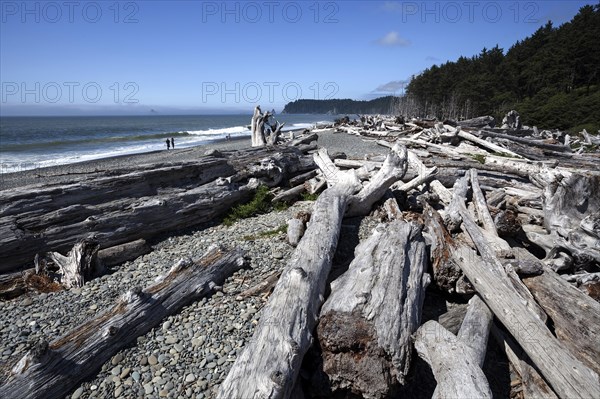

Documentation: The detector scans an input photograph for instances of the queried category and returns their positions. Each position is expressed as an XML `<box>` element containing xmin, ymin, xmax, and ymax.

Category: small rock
<box><xmin>148</xmin><ymin>354</ymin><xmax>158</xmax><ymax>366</ymax></box>
<box><xmin>144</xmin><ymin>383</ymin><xmax>153</xmax><ymax>395</ymax></box>
<box><xmin>119</xmin><ymin>367</ymin><xmax>131</xmax><ymax>379</ymax></box>
<box><xmin>272</xmin><ymin>251</ymin><xmax>284</xmax><ymax>260</ymax></box>
<box><xmin>71</xmin><ymin>387</ymin><xmax>84</xmax><ymax>399</ymax></box>
<box><xmin>185</xmin><ymin>373</ymin><xmax>195</xmax><ymax>383</ymax></box>
<box><xmin>111</xmin><ymin>353</ymin><xmax>123</xmax><ymax>365</ymax></box>
<box><xmin>21</xmin><ymin>298</ymin><xmax>33</xmax><ymax>306</ymax></box>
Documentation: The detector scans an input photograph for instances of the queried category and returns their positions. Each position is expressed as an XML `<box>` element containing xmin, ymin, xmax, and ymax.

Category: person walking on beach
<box><xmin>171</xmin><ymin>137</ymin><xmax>175</xmax><ymax>149</ymax></box>
<box><xmin>166</xmin><ymin>138</ymin><xmax>171</xmax><ymax>150</ymax></box>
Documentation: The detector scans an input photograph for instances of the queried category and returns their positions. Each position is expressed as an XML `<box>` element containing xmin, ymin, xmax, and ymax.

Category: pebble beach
<box><xmin>0</xmin><ymin>130</ymin><xmax>393</xmax><ymax>398</ymax></box>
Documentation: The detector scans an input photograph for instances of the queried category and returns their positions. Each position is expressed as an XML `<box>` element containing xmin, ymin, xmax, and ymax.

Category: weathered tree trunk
<box><xmin>44</xmin><ymin>238</ymin><xmax>101</xmax><ymax>289</ymax></box>
<box><xmin>523</xmin><ymin>267</ymin><xmax>600</xmax><ymax>375</ymax></box>
<box><xmin>217</xmin><ymin>173</ymin><xmax>362</xmax><ymax>399</ymax></box>
<box><xmin>0</xmin><ymin>246</ymin><xmax>245</xmax><ymax>399</ymax></box>
<box><xmin>251</xmin><ymin>105</ymin><xmax>285</xmax><ymax>147</ymax></box>
<box><xmin>414</xmin><ymin>320</ymin><xmax>492</xmax><ymax>399</ymax></box>
<box><xmin>419</xmin><ymin>295</ymin><xmax>493</xmax><ymax>399</ymax></box>
<box><xmin>0</xmin><ymin>239</ymin><xmax>152</xmax><ymax>298</ymax></box>
<box><xmin>0</xmin><ymin>147</ymin><xmax>313</xmax><ymax>273</ymax></box>
<box><xmin>317</xmin><ymin>220</ymin><xmax>429</xmax><ymax>397</ymax></box>
<box><xmin>425</xmin><ymin>203</ymin><xmax>600</xmax><ymax>398</ymax></box>
<box><xmin>457</xmin><ymin>295</ymin><xmax>493</xmax><ymax>366</ymax></box>
<box><xmin>542</xmin><ymin>173</ymin><xmax>600</xmax><ymax>265</ymax></box>
<box><xmin>346</xmin><ymin>143</ymin><xmax>408</xmax><ymax>217</ymax></box>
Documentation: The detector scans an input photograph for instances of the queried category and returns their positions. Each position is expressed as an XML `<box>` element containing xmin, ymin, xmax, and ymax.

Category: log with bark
<box><xmin>0</xmin><ymin>245</ymin><xmax>245</xmax><ymax>399</ymax></box>
<box><xmin>316</xmin><ymin>220</ymin><xmax>429</xmax><ymax>397</ymax></box>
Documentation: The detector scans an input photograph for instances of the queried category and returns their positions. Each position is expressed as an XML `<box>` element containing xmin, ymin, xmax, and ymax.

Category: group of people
<box><xmin>165</xmin><ymin>137</ymin><xmax>175</xmax><ymax>150</ymax></box>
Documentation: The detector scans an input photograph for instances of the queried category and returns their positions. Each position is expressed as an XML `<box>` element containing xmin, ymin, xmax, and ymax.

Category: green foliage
<box><xmin>301</xmin><ymin>192</ymin><xmax>320</xmax><ymax>201</ymax></box>
<box><xmin>471</xmin><ymin>154</ymin><xmax>486</xmax><ymax>164</ymax></box>
<box><xmin>243</xmin><ymin>224</ymin><xmax>288</xmax><ymax>241</ymax></box>
<box><xmin>274</xmin><ymin>201</ymin><xmax>290</xmax><ymax>211</ymax></box>
<box><xmin>404</xmin><ymin>5</ymin><xmax>600</xmax><ymax>130</ymax></box>
<box><xmin>223</xmin><ymin>185</ymin><xmax>273</xmax><ymax>226</ymax></box>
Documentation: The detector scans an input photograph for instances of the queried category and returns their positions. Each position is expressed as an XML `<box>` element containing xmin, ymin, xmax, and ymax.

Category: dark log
<box><xmin>0</xmin><ymin>246</ymin><xmax>245</xmax><ymax>399</ymax></box>
<box><xmin>423</xmin><ymin>203</ymin><xmax>462</xmax><ymax>293</ymax></box>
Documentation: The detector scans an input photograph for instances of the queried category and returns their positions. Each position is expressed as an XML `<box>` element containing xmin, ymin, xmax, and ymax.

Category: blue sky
<box><xmin>0</xmin><ymin>0</ymin><xmax>596</xmax><ymax>115</ymax></box>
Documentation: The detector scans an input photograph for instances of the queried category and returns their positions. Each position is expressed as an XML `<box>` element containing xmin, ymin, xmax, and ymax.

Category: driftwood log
<box><xmin>0</xmin><ymin>147</ymin><xmax>314</xmax><ymax>273</ymax></box>
<box><xmin>423</xmin><ymin>201</ymin><xmax>600</xmax><ymax>398</ymax></box>
<box><xmin>0</xmin><ymin>245</ymin><xmax>245</xmax><ymax>399</ymax></box>
<box><xmin>415</xmin><ymin>295</ymin><xmax>493</xmax><ymax>399</ymax></box>
<box><xmin>217</xmin><ymin>172</ymin><xmax>363</xmax><ymax>398</ymax></box>
<box><xmin>523</xmin><ymin>267</ymin><xmax>600</xmax><ymax>375</ymax></box>
<box><xmin>218</xmin><ymin>144</ymin><xmax>409</xmax><ymax>397</ymax></box>
<box><xmin>317</xmin><ymin>220</ymin><xmax>429</xmax><ymax>397</ymax></box>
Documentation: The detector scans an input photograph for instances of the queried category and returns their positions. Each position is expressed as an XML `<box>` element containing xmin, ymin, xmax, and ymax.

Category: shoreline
<box><xmin>0</xmin><ymin>129</ymin><xmax>388</xmax><ymax>191</ymax></box>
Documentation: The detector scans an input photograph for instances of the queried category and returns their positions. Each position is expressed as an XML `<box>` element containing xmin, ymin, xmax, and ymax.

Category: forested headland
<box><xmin>284</xmin><ymin>5</ymin><xmax>600</xmax><ymax>133</ymax></box>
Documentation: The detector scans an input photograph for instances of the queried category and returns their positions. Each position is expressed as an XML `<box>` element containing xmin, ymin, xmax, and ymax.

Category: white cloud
<box><xmin>374</xmin><ymin>80</ymin><xmax>409</xmax><ymax>93</ymax></box>
<box><xmin>376</xmin><ymin>31</ymin><xmax>411</xmax><ymax>47</ymax></box>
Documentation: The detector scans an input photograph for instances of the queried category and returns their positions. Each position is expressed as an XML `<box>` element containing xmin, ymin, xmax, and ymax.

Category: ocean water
<box><xmin>0</xmin><ymin>114</ymin><xmax>334</xmax><ymax>173</ymax></box>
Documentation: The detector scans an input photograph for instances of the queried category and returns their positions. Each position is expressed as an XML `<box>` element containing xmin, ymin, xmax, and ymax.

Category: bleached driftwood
<box><xmin>346</xmin><ymin>143</ymin><xmax>408</xmax><ymax>217</ymax></box>
<box><xmin>469</xmin><ymin>169</ymin><xmax>512</xmax><ymax>255</ymax></box>
<box><xmin>523</xmin><ymin>267</ymin><xmax>600</xmax><ymax>375</ymax></box>
<box><xmin>237</xmin><ymin>271</ymin><xmax>282</xmax><ymax>300</ymax></box>
<box><xmin>542</xmin><ymin>173</ymin><xmax>600</xmax><ymax>265</ymax></box>
<box><xmin>317</xmin><ymin>220</ymin><xmax>429</xmax><ymax>396</ymax></box>
<box><xmin>457</xmin><ymin>295</ymin><xmax>493</xmax><ymax>366</ymax></box>
<box><xmin>444</xmin><ymin>175</ymin><xmax>469</xmax><ymax>232</ymax></box>
<box><xmin>0</xmin><ymin>147</ymin><xmax>314</xmax><ymax>273</ymax></box>
<box><xmin>251</xmin><ymin>106</ymin><xmax>284</xmax><ymax>147</ymax></box>
<box><xmin>217</xmin><ymin>172</ymin><xmax>362</xmax><ymax>398</ymax></box>
<box><xmin>419</xmin><ymin>295</ymin><xmax>493</xmax><ymax>399</ymax></box>
<box><xmin>44</xmin><ymin>238</ymin><xmax>101</xmax><ymax>289</ymax></box>
<box><xmin>96</xmin><ymin>238</ymin><xmax>152</xmax><ymax>267</ymax></box>
<box><xmin>0</xmin><ymin>246</ymin><xmax>245</xmax><ymax>399</ymax></box>
<box><xmin>287</xmin><ymin>218</ymin><xmax>305</xmax><ymax>247</ymax></box>
<box><xmin>414</xmin><ymin>320</ymin><xmax>492</xmax><ymax>399</ymax></box>
<box><xmin>430</xmin><ymin>203</ymin><xmax>600</xmax><ymax>398</ymax></box>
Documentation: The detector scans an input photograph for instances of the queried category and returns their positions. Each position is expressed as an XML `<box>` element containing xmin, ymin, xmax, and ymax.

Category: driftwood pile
<box><xmin>1</xmin><ymin>109</ymin><xmax>600</xmax><ymax>398</ymax></box>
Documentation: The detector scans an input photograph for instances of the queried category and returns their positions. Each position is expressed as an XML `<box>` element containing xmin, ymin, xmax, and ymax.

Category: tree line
<box><xmin>282</xmin><ymin>5</ymin><xmax>599</xmax><ymax>132</ymax></box>
<box><xmin>404</xmin><ymin>4</ymin><xmax>600</xmax><ymax>132</ymax></box>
